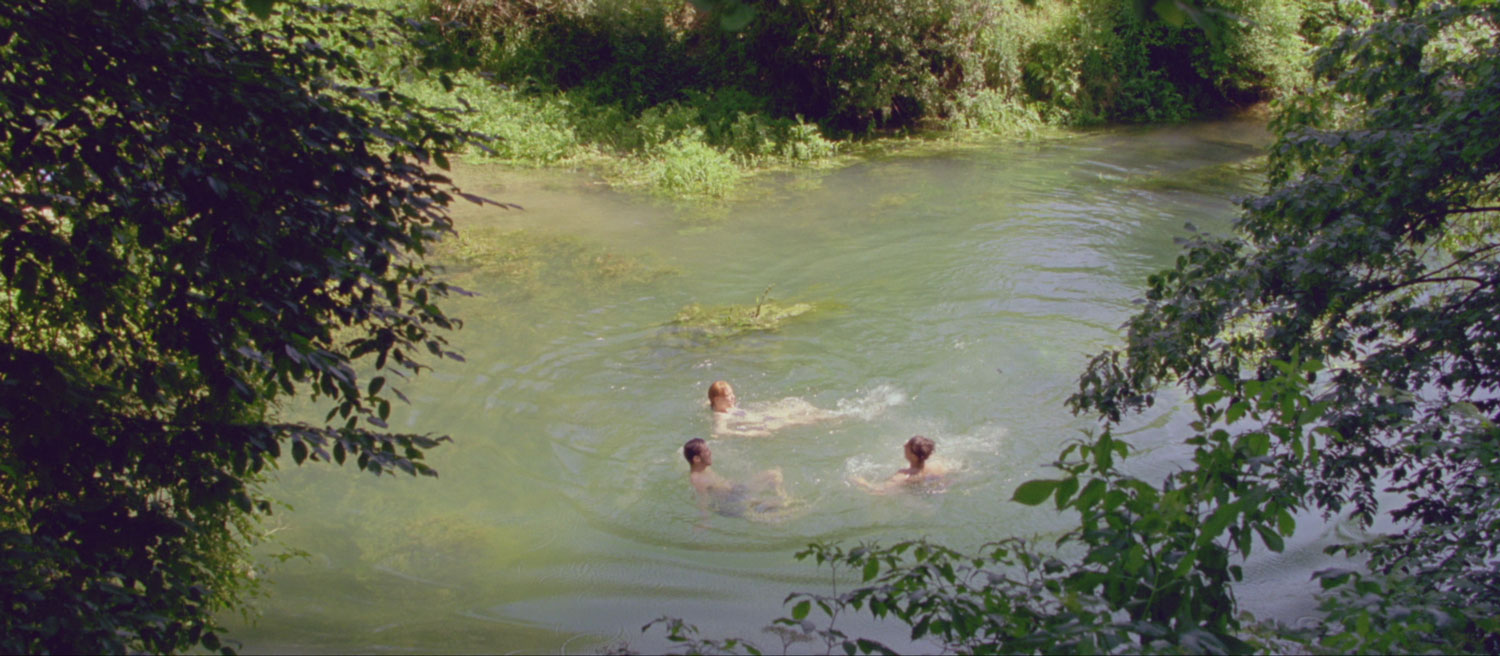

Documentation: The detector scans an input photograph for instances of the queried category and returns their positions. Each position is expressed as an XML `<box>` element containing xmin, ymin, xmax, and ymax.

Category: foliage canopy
<box><xmin>0</xmin><ymin>0</ymin><xmax>481</xmax><ymax>652</ymax></box>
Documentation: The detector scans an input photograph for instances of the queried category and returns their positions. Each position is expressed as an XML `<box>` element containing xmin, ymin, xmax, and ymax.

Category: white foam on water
<box><xmin>832</xmin><ymin>384</ymin><xmax>908</xmax><ymax>420</ymax></box>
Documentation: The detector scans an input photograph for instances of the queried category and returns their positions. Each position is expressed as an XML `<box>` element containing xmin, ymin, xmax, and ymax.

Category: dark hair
<box><xmin>684</xmin><ymin>438</ymin><xmax>708</xmax><ymax>464</ymax></box>
<box><xmin>905</xmin><ymin>435</ymin><xmax>935</xmax><ymax>462</ymax></box>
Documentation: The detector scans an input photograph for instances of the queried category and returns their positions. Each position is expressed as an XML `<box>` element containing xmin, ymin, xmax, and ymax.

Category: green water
<box><xmin>227</xmin><ymin>119</ymin><xmax>1329</xmax><ymax>653</ymax></box>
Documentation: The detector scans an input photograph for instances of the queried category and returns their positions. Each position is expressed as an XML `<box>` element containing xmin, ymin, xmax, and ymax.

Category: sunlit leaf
<box><xmin>1011</xmin><ymin>479</ymin><xmax>1061</xmax><ymax>506</ymax></box>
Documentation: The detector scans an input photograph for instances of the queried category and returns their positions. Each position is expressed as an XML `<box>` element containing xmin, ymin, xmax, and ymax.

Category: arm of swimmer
<box><xmin>785</xmin><ymin>401</ymin><xmax>839</xmax><ymax>424</ymax></box>
<box><xmin>850</xmin><ymin>475</ymin><xmax>899</xmax><ymax>494</ymax></box>
<box><xmin>714</xmin><ymin>425</ymin><xmax>773</xmax><ymax>438</ymax></box>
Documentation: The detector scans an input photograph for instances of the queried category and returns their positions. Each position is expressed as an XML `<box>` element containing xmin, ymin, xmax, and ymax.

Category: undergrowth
<box><xmin>354</xmin><ymin>0</ymin><xmax>1355</xmax><ymax>198</ymax></box>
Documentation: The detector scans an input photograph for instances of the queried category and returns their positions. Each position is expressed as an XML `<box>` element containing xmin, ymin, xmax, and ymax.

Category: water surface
<box><xmin>229</xmin><ymin>120</ymin><xmax>1333</xmax><ymax>653</ymax></box>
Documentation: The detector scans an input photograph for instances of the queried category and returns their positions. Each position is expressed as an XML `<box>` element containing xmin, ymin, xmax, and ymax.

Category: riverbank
<box><xmin>356</xmin><ymin>0</ymin><xmax>1339</xmax><ymax>199</ymax></box>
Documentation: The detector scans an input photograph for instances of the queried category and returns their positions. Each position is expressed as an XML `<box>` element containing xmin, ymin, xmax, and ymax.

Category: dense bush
<box><xmin>384</xmin><ymin>0</ymin><xmax>1354</xmax><ymax>197</ymax></box>
<box><xmin>1018</xmin><ymin>0</ymin><xmax>1316</xmax><ymax>124</ymax></box>
<box><xmin>698</xmin><ymin>0</ymin><xmax>993</xmax><ymax>133</ymax></box>
<box><xmin>420</xmin><ymin>0</ymin><xmax>1335</xmax><ymax>130</ymax></box>
<box><xmin>0</xmin><ymin>0</ymin><xmax>478</xmax><ymax>651</ymax></box>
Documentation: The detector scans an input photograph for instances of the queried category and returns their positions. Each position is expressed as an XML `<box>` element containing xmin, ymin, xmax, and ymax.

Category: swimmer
<box><xmin>851</xmin><ymin>435</ymin><xmax>947</xmax><ymax>493</ymax></box>
<box><xmin>708</xmin><ymin>380</ymin><xmax>839</xmax><ymax>438</ymax></box>
<box><xmin>683</xmin><ymin>438</ymin><xmax>786</xmax><ymax>517</ymax></box>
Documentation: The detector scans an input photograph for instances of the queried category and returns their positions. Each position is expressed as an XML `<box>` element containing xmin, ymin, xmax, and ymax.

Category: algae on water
<box><xmin>432</xmin><ymin>227</ymin><xmax>677</xmax><ymax>302</ymax></box>
<box><xmin>667</xmin><ymin>285</ymin><xmax>829</xmax><ymax>341</ymax></box>
<box><xmin>1125</xmin><ymin>156</ymin><xmax>1268</xmax><ymax>194</ymax></box>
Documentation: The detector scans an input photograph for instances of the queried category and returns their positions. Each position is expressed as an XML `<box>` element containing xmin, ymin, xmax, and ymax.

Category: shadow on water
<box><xmin>227</xmin><ymin>119</ymin><xmax>1338</xmax><ymax>654</ymax></box>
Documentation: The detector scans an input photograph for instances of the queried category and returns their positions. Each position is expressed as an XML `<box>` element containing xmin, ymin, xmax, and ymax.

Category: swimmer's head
<box><xmin>904</xmin><ymin>435</ymin><xmax>935</xmax><ymax>466</ymax></box>
<box><xmin>684</xmin><ymin>438</ymin><xmax>712</xmax><ymax>469</ymax></box>
<box><xmin>708</xmin><ymin>380</ymin><xmax>736</xmax><ymax>413</ymax></box>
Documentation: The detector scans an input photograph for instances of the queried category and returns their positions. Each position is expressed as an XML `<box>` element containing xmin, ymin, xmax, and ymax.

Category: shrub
<box><xmin>0</xmin><ymin>1</ymin><xmax>478</xmax><ymax>651</ymax></box>
<box><xmin>694</xmin><ymin>0</ymin><xmax>993</xmax><ymax>134</ymax></box>
<box><xmin>401</xmin><ymin>72</ymin><xmax>583</xmax><ymax>164</ymax></box>
<box><xmin>953</xmin><ymin>89</ymin><xmax>1046</xmax><ymax>138</ymax></box>
<box><xmin>643</xmin><ymin>130</ymin><xmax>743</xmax><ymax>197</ymax></box>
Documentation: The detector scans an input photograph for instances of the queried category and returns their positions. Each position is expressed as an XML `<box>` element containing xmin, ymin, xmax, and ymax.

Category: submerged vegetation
<box><xmin>434</xmin><ymin>226</ymin><xmax>677</xmax><ymax>301</ymax></box>
<box><xmin>667</xmin><ymin>285</ymin><xmax>829</xmax><ymax>342</ymax></box>
<box><xmin>1125</xmin><ymin>155</ymin><xmax>1269</xmax><ymax>194</ymax></box>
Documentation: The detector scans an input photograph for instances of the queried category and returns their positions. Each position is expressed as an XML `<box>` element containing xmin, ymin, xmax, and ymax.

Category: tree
<box><xmin>1072</xmin><ymin>0</ymin><xmax>1500</xmax><ymax>648</ymax></box>
<box><xmin>653</xmin><ymin>0</ymin><xmax>1500</xmax><ymax>652</ymax></box>
<box><xmin>0</xmin><ymin>0</ymin><xmax>487</xmax><ymax>652</ymax></box>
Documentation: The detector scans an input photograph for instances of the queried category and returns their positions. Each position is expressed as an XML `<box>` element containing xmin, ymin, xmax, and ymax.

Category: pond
<box><xmin>226</xmin><ymin>118</ymin><xmax>1346</xmax><ymax>653</ymax></box>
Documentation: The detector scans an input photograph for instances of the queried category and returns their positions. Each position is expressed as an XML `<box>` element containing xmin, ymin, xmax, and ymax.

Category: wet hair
<box><xmin>684</xmin><ymin>438</ymin><xmax>708</xmax><ymax>464</ymax></box>
<box><xmin>905</xmin><ymin>435</ymin><xmax>935</xmax><ymax>463</ymax></box>
<box><xmin>708</xmin><ymin>380</ymin><xmax>733</xmax><ymax>404</ymax></box>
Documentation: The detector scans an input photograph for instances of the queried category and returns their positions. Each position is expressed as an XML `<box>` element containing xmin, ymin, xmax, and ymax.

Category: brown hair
<box><xmin>708</xmin><ymin>380</ymin><xmax>732</xmax><ymax>403</ymax></box>
<box><xmin>683</xmin><ymin>438</ymin><xmax>708</xmax><ymax>464</ymax></box>
<box><xmin>905</xmin><ymin>435</ymin><xmax>935</xmax><ymax>463</ymax></box>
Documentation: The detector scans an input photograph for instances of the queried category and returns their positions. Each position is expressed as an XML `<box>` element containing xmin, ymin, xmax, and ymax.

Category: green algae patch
<box><xmin>1126</xmin><ymin>156</ymin><xmax>1268</xmax><ymax>194</ymax></box>
<box><xmin>433</xmin><ymin>227</ymin><xmax>677</xmax><ymax>302</ymax></box>
<box><xmin>667</xmin><ymin>286</ymin><xmax>832</xmax><ymax>341</ymax></box>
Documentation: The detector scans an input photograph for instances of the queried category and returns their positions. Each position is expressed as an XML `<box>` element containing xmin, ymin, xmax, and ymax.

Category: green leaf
<box><xmin>862</xmin><ymin>557</ymin><xmax>879</xmax><ymax>582</ymax></box>
<box><xmin>911</xmin><ymin>616</ymin><xmax>930</xmax><ymax>640</ymax></box>
<box><xmin>1256</xmin><ymin>524</ymin><xmax>1285</xmax><ymax>552</ymax></box>
<box><xmin>1174</xmin><ymin>549</ymin><xmax>1197</xmax><ymax>577</ymax></box>
<box><xmin>1124</xmin><ymin>543</ymin><xmax>1146</xmax><ymax>574</ymax></box>
<box><xmin>1200</xmin><ymin>501</ymin><xmax>1239</xmax><ymax>543</ymax></box>
<box><xmin>243</xmin><ymin>0</ymin><xmax>277</xmax><ymax>18</ymax></box>
<box><xmin>791</xmin><ymin>599</ymin><xmax>811</xmax><ymax>620</ymax></box>
<box><xmin>719</xmin><ymin>2</ymin><xmax>758</xmax><ymax>31</ymax></box>
<box><xmin>1011</xmin><ymin>479</ymin><xmax>1061</xmax><ymax>506</ymax></box>
<box><xmin>1055</xmin><ymin>476</ymin><xmax>1080</xmax><ymax>509</ymax></box>
<box><xmin>1277</xmin><ymin>508</ymin><xmax>1295</xmax><ymax>536</ymax></box>
<box><xmin>292</xmin><ymin>439</ymin><xmax>307</xmax><ymax>465</ymax></box>
<box><xmin>1314</xmin><ymin>567</ymin><xmax>1355</xmax><ymax>590</ymax></box>
<box><xmin>1093</xmin><ymin>436</ymin><xmax>1115</xmax><ymax>470</ymax></box>
<box><xmin>1226</xmin><ymin>401</ymin><xmax>1249</xmax><ymax>424</ymax></box>
<box><xmin>1077</xmin><ymin>478</ymin><xmax>1107</xmax><ymax>509</ymax></box>
<box><xmin>1247</xmin><ymin>432</ymin><xmax>1270</xmax><ymax>457</ymax></box>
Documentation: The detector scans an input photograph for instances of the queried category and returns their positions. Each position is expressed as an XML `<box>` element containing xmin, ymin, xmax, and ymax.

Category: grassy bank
<box><xmin>355</xmin><ymin>0</ymin><xmax>1363</xmax><ymax>198</ymax></box>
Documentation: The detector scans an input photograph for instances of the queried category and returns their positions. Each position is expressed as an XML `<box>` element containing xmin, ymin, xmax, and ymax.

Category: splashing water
<box><xmin>832</xmin><ymin>384</ymin><xmax>908</xmax><ymax>420</ymax></box>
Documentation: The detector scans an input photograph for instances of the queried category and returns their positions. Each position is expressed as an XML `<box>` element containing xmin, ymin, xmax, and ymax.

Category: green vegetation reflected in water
<box><xmin>227</xmin><ymin>119</ymin><xmax>1321</xmax><ymax>654</ymax></box>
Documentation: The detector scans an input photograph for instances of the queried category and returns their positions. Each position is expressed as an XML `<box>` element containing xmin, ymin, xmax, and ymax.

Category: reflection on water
<box><xmin>227</xmin><ymin>119</ymin><xmax>1331</xmax><ymax>653</ymax></box>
